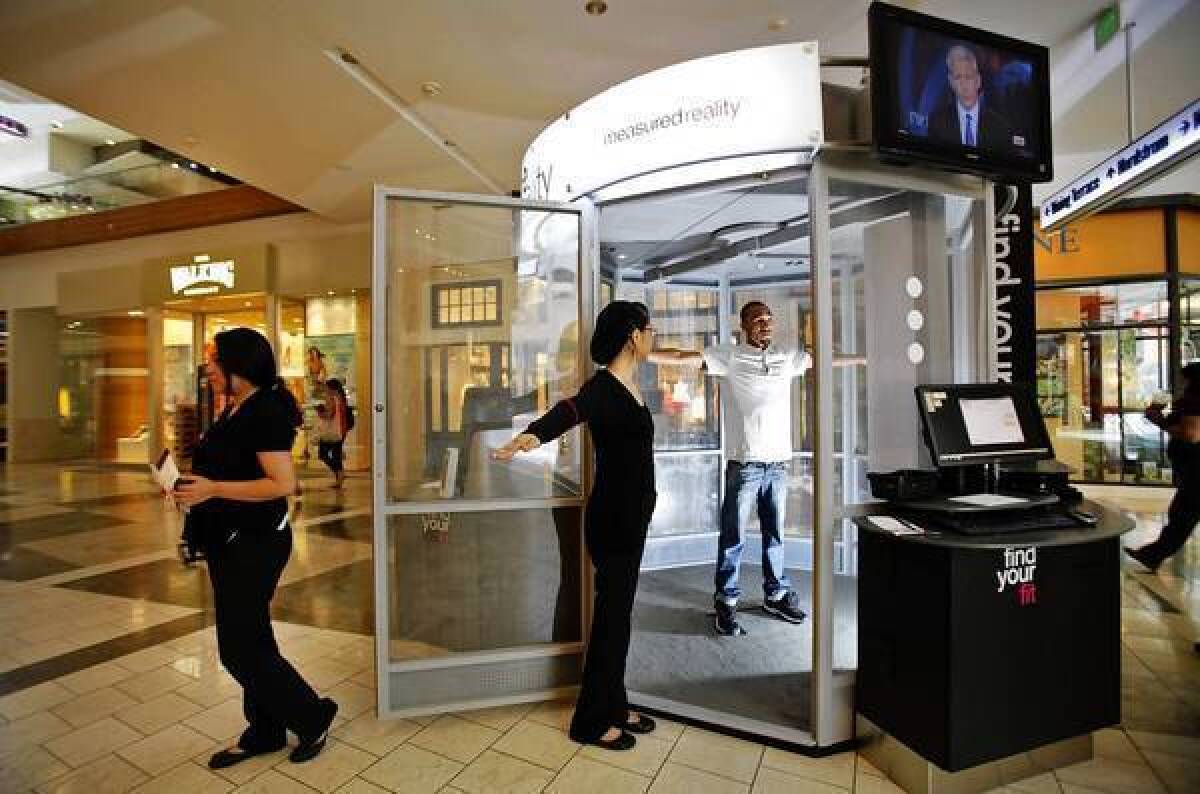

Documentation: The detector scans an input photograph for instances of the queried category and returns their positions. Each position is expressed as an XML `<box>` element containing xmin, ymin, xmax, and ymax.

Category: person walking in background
<box><xmin>316</xmin><ymin>378</ymin><xmax>352</xmax><ymax>489</ymax></box>
<box><xmin>494</xmin><ymin>301</ymin><xmax>659</xmax><ymax>752</ymax></box>
<box><xmin>1126</xmin><ymin>362</ymin><xmax>1200</xmax><ymax>574</ymax></box>
<box><xmin>174</xmin><ymin>328</ymin><xmax>338</xmax><ymax>768</ymax></box>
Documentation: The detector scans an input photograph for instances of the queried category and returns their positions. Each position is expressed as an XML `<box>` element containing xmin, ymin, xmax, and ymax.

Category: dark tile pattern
<box><xmin>0</xmin><ymin>546</ymin><xmax>80</xmax><ymax>581</ymax></box>
<box><xmin>61</xmin><ymin>558</ymin><xmax>215</xmax><ymax>610</ymax></box>
<box><xmin>271</xmin><ymin>559</ymin><xmax>375</xmax><ymax>635</ymax></box>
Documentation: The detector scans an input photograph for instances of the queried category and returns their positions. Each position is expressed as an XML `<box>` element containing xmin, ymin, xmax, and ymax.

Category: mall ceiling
<box><xmin>0</xmin><ymin>0</ymin><xmax>1195</xmax><ymax>223</ymax></box>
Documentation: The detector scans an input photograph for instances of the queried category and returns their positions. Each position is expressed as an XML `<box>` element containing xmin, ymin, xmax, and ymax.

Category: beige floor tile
<box><xmin>0</xmin><ymin>709</ymin><xmax>74</xmax><ymax>750</ymax></box>
<box><xmin>760</xmin><ymin>748</ymin><xmax>854</xmax><ymax>789</ymax></box>
<box><xmin>334</xmin><ymin>781</ymin><xmax>390</xmax><ymax>794</ymax></box>
<box><xmin>44</xmin><ymin>716</ymin><xmax>144</xmax><ymax>768</ymax></box>
<box><xmin>183</xmin><ymin>698</ymin><xmax>248</xmax><ymax>742</ymax></box>
<box><xmin>525</xmin><ymin>701</ymin><xmax>573</xmax><ymax>733</ymax></box>
<box><xmin>171</xmin><ymin>653</ymin><xmax>224</xmax><ymax>679</ymax></box>
<box><xmin>0</xmin><ymin>680</ymin><xmax>77</xmax><ymax>720</ymax></box>
<box><xmin>0</xmin><ymin>745</ymin><xmax>72</xmax><ymax>791</ymax></box>
<box><xmin>409</xmin><ymin>715</ymin><xmax>503</xmax><ymax>764</ymax></box>
<box><xmin>854</xmin><ymin>771</ymin><xmax>907</xmax><ymax>794</ymax></box>
<box><xmin>491</xmin><ymin>720</ymin><xmax>579</xmax><ymax>771</ymax></box>
<box><xmin>1141</xmin><ymin>750</ymin><xmax>1200</xmax><ymax>794</ymax></box>
<box><xmin>233</xmin><ymin>768</ymin><xmax>321</xmax><ymax>793</ymax></box>
<box><xmin>668</xmin><ymin>727</ymin><xmax>763</xmax><ymax>784</ymax></box>
<box><xmin>1002</xmin><ymin>771</ymin><xmax>1064</xmax><ymax>794</ymax></box>
<box><xmin>118</xmin><ymin>724</ymin><xmax>216</xmax><ymax>777</ymax></box>
<box><xmin>856</xmin><ymin>755</ymin><xmax>885</xmax><ymax>778</ymax></box>
<box><xmin>33</xmin><ymin>753</ymin><xmax>149</xmax><ymax>794</ymax></box>
<box><xmin>1092</xmin><ymin>729</ymin><xmax>1143</xmax><ymax>763</ymax></box>
<box><xmin>580</xmin><ymin>733</ymin><xmax>671</xmax><ymax>778</ymax></box>
<box><xmin>456</xmin><ymin>703</ymin><xmax>535</xmax><ymax>732</ymax></box>
<box><xmin>334</xmin><ymin>713</ymin><xmax>421</xmax><ymax>757</ymax></box>
<box><xmin>1058</xmin><ymin>786</ymin><xmax>1108</xmax><ymax>793</ymax></box>
<box><xmin>450</xmin><ymin>749</ymin><xmax>554</xmax><ymax>794</ymax></box>
<box><xmin>545</xmin><ymin>756</ymin><xmax>650</xmax><ymax>794</ymax></box>
<box><xmin>201</xmin><ymin>744</ymin><xmax>291</xmax><ymax>786</ymax></box>
<box><xmin>52</xmin><ymin>686</ymin><xmax>140</xmax><ymax>729</ymax></box>
<box><xmin>277</xmin><ymin>740</ymin><xmax>376</xmax><ymax>793</ymax></box>
<box><xmin>638</xmin><ymin>716</ymin><xmax>685</xmax><ymax>744</ymax></box>
<box><xmin>176</xmin><ymin>672</ymin><xmax>243</xmax><ymax>708</ymax></box>
<box><xmin>116</xmin><ymin>667</ymin><xmax>195</xmax><ymax>702</ymax></box>
<box><xmin>322</xmin><ymin>681</ymin><xmax>375</xmax><ymax>721</ymax></box>
<box><xmin>360</xmin><ymin>744</ymin><xmax>464</xmax><ymax>793</ymax></box>
<box><xmin>752</xmin><ymin>766</ymin><xmax>848</xmax><ymax>793</ymax></box>
<box><xmin>117</xmin><ymin>692</ymin><xmax>204</xmax><ymax>735</ymax></box>
<box><xmin>1054</xmin><ymin>758</ymin><xmax>1167</xmax><ymax>794</ymax></box>
<box><xmin>1126</xmin><ymin>730</ymin><xmax>1200</xmax><ymax>760</ymax></box>
<box><xmin>128</xmin><ymin>759</ymin><xmax>233</xmax><ymax>793</ymax></box>
<box><xmin>648</xmin><ymin>762</ymin><xmax>749</xmax><ymax>794</ymax></box>
<box><xmin>115</xmin><ymin>645</ymin><xmax>187</xmax><ymax>674</ymax></box>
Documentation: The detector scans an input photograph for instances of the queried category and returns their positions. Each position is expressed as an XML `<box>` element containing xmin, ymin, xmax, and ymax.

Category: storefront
<box><xmin>1034</xmin><ymin>196</ymin><xmax>1200</xmax><ymax>484</ymax></box>
<box><xmin>52</xmin><ymin>244</ymin><xmax>374</xmax><ymax>471</ymax></box>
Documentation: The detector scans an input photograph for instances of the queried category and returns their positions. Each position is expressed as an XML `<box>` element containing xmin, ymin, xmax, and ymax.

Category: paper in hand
<box><xmin>150</xmin><ymin>449</ymin><xmax>181</xmax><ymax>491</ymax></box>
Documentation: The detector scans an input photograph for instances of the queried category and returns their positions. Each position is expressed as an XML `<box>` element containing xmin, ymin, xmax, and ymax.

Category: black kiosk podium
<box><xmin>855</xmin><ymin>384</ymin><xmax>1135</xmax><ymax>793</ymax></box>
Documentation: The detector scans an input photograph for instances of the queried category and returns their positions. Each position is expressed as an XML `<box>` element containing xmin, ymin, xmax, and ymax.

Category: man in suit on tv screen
<box><xmin>928</xmin><ymin>44</ymin><xmax>1013</xmax><ymax>151</ymax></box>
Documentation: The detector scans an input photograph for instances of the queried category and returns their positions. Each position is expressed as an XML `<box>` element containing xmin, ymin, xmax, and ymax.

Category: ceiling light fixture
<box><xmin>585</xmin><ymin>1</ymin><xmax>608</xmax><ymax>15</ymax></box>
<box><xmin>50</xmin><ymin>120</ymin><xmax>63</xmax><ymax>129</ymax></box>
<box><xmin>768</xmin><ymin>17</ymin><xmax>788</xmax><ymax>31</ymax></box>
<box><xmin>105</xmin><ymin>138</ymin><xmax>116</xmax><ymax>145</ymax></box>
<box><xmin>324</xmin><ymin>48</ymin><xmax>502</xmax><ymax>194</ymax></box>
<box><xmin>421</xmin><ymin>81</ymin><xmax>442</xmax><ymax>98</ymax></box>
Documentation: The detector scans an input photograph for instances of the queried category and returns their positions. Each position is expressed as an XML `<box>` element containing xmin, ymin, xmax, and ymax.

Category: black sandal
<box><xmin>624</xmin><ymin>713</ymin><xmax>656</xmax><ymax>734</ymax></box>
<box><xmin>588</xmin><ymin>729</ymin><xmax>636</xmax><ymax>751</ymax></box>
<box><xmin>208</xmin><ymin>743</ymin><xmax>284</xmax><ymax>770</ymax></box>
<box><xmin>290</xmin><ymin>698</ymin><xmax>338</xmax><ymax>763</ymax></box>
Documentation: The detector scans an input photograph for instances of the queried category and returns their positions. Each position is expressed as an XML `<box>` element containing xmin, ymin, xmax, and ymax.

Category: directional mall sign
<box><xmin>1040</xmin><ymin>98</ymin><xmax>1199</xmax><ymax>232</ymax></box>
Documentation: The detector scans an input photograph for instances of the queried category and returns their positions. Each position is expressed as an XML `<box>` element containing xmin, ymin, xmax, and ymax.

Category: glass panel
<box><xmin>1036</xmin><ymin>282</ymin><xmax>1168</xmax><ymax>330</ymax></box>
<box><xmin>647</xmin><ymin>453</ymin><xmax>721</xmax><ymax>537</ymax></box>
<box><xmin>385</xmin><ymin>199</ymin><xmax>581</xmax><ymax>501</ymax></box>
<box><xmin>386</xmin><ymin>508</ymin><xmax>583</xmax><ymax>662</ymax></box>
<box><xmin>162</xmin><ymin>311</ymin><xmax>197</xmax><ymax>463</ymax></box>
<box><xmin>1180</xmin><ymin>278</ymin><xmax>1200</xmax><ymax>365</ymax></box>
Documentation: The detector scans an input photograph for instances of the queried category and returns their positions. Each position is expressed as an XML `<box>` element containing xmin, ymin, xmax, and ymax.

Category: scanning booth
<box><xmin>371</xmin><ymin>5</ymin><xmax>1132</xmax><ymax>792</ymax></box>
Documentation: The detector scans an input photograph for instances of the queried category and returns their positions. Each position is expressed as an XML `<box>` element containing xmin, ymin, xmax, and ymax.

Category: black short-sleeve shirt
<box><xmin>191</xmin><ymin>387</ymin><xmax>296</xmax><ymax>533</ymax></box>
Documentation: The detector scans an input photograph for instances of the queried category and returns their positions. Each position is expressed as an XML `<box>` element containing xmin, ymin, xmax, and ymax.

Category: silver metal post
<box><xmin>1123</xmin><ymin>23</ymin><xmax>1137</xmax><ymax>143</ymax></box>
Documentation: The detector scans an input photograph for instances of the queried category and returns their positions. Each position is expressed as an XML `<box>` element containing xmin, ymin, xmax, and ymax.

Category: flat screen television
<box><xmin>869</xmin><ymin>2</ymin><xmax>1053</xmax><ymax>183</ymax></box>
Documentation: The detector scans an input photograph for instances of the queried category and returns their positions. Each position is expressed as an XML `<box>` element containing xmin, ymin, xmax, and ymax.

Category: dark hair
<box><xmin>1183</xmin><ymin>362</ymin><xmax>1200</xmax><ymax>394</ymax></box>
<box><xmin>326</xmin><ymin>378</ymin><xmax>347</xmax><ymax>401</ymax></box>
<box><xmin>214</xmin><ymin>327</ymin><xmax>302</xmax><ymax>427</ymax></box>
<box><xmin>590</xmin><ymin>301</ymin><xmax>650</xmax><ymax>366</ymax></box>
<box><xmin>740</xmin><ymin>301</ymin><xmax>771</xmax><ymax>326</ymax></box>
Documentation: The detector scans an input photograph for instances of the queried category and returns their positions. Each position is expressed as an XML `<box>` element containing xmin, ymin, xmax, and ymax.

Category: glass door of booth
<box><xmin>373</xmin><ymin>188</ymin><xmax>592</xmax><ymax>716</ymax></box>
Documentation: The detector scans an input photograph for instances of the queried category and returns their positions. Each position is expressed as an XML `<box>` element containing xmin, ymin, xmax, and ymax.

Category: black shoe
<box><xmin>588</xmin><ymin>729</ymin><xmax>636</xmax><ymax>751</ymax></box>
<box><xmin>714</xmin><ymin>601</ymin><xmax>747</xmax><ymax>636</ymax></box>
<box><xmin>1124</xmin><ymin>546</ymin><xmax>1161</xmax><ymax>574</ymax></box>
<box><xmin>290</xmin><ymin>698</ymin><xmax>338</xmax><ymax>763</ymax></box>
<box><xmin>624</xmin><ymin>713</ymin><xmax>656</xmax><ymax>734</ymax></box>
<box><xmin>763</xmin><ymin>590</ymin><xmax>807</xmax><ymax>623</ymax></box>
<box><xmin>208</xmin><ymin>742</ymin><xmax>285</xmax><ymax>770</ymax></box>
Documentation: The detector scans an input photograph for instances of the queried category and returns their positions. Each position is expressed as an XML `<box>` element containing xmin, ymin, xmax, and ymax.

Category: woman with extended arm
<box><xmin>493</xmin><ymin>301</ymin><xmax>658</xmax><ymax>751</ymax></box>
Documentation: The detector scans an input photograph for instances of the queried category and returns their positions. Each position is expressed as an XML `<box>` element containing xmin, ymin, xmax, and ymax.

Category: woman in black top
<box><xmin>175</xmin><ymin>328</ymin><xmax>338</xmax><ymax>768</ymax></box>
<box><xmin>494</xmin><ymin>301</ymin><xmax>658</xmax><ymax>751</ymax></box>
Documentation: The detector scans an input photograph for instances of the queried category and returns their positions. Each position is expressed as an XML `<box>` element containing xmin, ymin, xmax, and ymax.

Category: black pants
<box><xmin>317</xmin><ymin>440</ymin><xmax>344</xmax><ymax>474</ymax></box>
<box><xmin>1141</xmin><ymin>475</ymin><xmax>1200</xmax><ymax>565</ymax></box>
<box><xmin>206</xmin><ymin>524</ymin><xmax>325</xmax><ymax>747</ymax></box>
<box><xmin>569</xmin><ymin>546</ymin><xmax>643</xmax><ymax>743</ymax></box>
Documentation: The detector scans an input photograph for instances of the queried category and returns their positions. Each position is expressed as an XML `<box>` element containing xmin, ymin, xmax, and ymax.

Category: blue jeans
<box><xmin>714</xmin><ymin>461</ymin><xmax>791</xmax><ymax>604</ymax></box>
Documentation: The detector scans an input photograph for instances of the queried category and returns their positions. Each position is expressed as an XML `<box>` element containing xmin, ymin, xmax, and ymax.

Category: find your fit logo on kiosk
<box><xmin>997</xmin><ymin>546</ymin><xmax>1037</xmax><ymax>606</ymax></box>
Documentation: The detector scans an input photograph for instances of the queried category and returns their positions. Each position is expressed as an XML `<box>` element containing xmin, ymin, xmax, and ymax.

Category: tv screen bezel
<box><xmin>868</xmin><ymin>1</ymin><xmax>1054</xmax><ymax>184</ymax></box>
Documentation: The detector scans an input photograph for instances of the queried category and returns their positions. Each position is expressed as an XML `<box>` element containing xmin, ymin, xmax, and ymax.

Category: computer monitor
<box><xmin>915</xmin><ymin>382</ymin><xmax>1054</xmax><ymax>468</ymax></box>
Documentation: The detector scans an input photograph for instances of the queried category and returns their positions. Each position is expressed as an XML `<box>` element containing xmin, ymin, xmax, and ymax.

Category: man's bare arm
<box><xmin>648</xmin><ymin>348</ymin><xmax>705</xmax><ymax>368</ymax></box>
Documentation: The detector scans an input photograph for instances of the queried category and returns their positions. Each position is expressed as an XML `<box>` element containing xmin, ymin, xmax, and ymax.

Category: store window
<box><xmin>432</xmin><ymin>281</ymin><xmax>501</xmax><ymax>328</ymax></box>
<box><xmin>0</xmin><ymin>310</ymin><xmax>6</xmax><ymax>463</ymax></box>
<box><xmin>1036</xmin><ymin>282</ymin><xmax>1170</xmax><ymax>484</ymax></box>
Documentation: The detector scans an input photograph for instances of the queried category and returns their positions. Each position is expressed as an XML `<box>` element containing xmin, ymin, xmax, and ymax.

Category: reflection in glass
<box><xmin>387</xmin><ymin>509</ymin><xmax>582</xmax><ymax>662</ymax></box>
<box><xmin>385</xmin><ymin>201</ymin><xmax>581</xmax><ymax>501</ymax></box>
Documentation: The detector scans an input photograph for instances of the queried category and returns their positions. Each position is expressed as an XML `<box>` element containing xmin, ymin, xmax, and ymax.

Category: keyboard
<box><xmin>921</xmin><ymin>509</ymin><xmax>1084</xmax><ymax>535</ymax></box>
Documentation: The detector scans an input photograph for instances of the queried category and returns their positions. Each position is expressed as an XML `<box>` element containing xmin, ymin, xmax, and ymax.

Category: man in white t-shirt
<box><xmin>655</xmin><ymin>301</ymin><xmax>812</xmax><ymax>636</ymax></box>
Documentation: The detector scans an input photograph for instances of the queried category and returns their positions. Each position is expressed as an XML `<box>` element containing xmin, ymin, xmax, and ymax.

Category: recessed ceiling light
<box><xmin>768</xmin><ymin>17</ymin><xmax>788</xmax><ymax>32</ymax></box>
<box><xmin>584</xmin><ymin>0</ymin><xmax>607</xmax><ymax>15</ymax></box>
<box><xmin>170</xmin><ymin>162</ymin><xmax>180</xmax><ymax>169</ymax></box>
<box><xmin>327</xmin><ymin>290</ymin><xmax>335</xmax><ymax>296</ymax></box>
<box><xmin>243</xmin><ymin>301</ymin><xmax>252</xmax><ymax>308</ymax></box>
<box><xmin>50</xmin><ymin>120</ymin><xmax>63</xmax><ymax>129</ymax></box>
<box><xmin>189</xmin><ymin>162</ymin><xmax>199</xmax><ymax>170</ymax></box>
<box><xmin>421</xmin><ymin>81</ymin><xmax>442</xmax><ymax>97</ymax></box>
<box><xmin>127</xmin><ymin>310</ymin><xmax>145</xmax><ymax>317</ymax></box>
<box><xmin>105</xmin><ymin>138</ymin><xmax>116</xmax><ymax>146</ymax></box>
<box><xmin>194</xmin><ymin>254</ymin><xmax>210</xmax><ymax>263</ymax></box>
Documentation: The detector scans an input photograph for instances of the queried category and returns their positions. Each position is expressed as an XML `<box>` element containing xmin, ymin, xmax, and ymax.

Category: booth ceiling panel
<box><xmin>0</xmin><ymin>0</ymin><xmax>1151</xmax><ymax>224</ymax></box>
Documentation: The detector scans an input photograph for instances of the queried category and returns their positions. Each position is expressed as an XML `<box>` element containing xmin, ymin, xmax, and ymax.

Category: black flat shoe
<box><xmin>1124</xmin><ymin>546</ymin><xmax>1161</xmax><ymax>573</ymax></box>
<box><xmin>290</xmin><ymin>698</ymin><xmax>338</xmax><ymax>763</ymax></box>
<box><xmin>624</xmin><ymin>713</ymin><xmax>655</xmax><ymax>734</ymax></box>
<box><xmin>208</xmin><ymin>743</ymin><xmax>285</xmax><ymax>770</ymax></box>
<box><xmin>588</xmin><ymin>729</ymin><xmax>636</xmax><ymax>751</ymax></box>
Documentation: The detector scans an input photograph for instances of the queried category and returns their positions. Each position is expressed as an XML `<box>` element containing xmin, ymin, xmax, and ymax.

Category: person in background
<box><xmin>493</xmin><ymin>301</ymin><xmax>658</xmax><ymax>752</ymax></box>
<box><xmin>174</xmin><ymin>328</ymin><xmax>338</xmax><ymax>768</ymax></box>
<box><xmin>1126</xmin><ymin>362</ymin><xmax>1200</xmax><ymax>575</ymax></box>
<box><xmin>317</xmin><ymin>378</ymin><xmax>351</xmax><ymax>489</ymax></box>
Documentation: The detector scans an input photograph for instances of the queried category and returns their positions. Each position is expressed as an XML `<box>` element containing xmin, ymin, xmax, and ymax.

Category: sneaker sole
<box><xmin>762</xmin><ymin>603</ymin><xmax>807</xmax><ymax>623</ymax></box>
<box><xmin>713</xmin><ymin>615</ymin><xmax>747</xmax><ymax>636</ymax></box>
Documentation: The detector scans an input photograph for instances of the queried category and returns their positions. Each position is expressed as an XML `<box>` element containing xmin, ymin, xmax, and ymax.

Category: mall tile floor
<box><xmin>0</xmin><ymin>465</ymin><xmax>1197</xmax><ymax>793</ymax></box>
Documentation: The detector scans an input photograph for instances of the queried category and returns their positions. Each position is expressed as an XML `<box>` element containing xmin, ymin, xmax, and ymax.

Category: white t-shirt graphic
<box><xmin>703</xmin><ymin>344</ymin><xmax>811</xmax><ymax>463</ymax></box>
